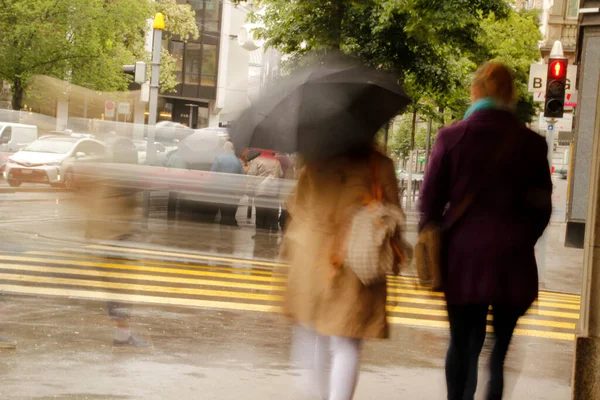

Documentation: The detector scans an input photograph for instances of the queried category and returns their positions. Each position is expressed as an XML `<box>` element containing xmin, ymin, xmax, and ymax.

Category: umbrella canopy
<box><xmin>230</xmin><ymin>55</ymin><xmax>411</xmax><ymax>161</ymax></box>
<box><xmin>176</xmin><ymin>130</ymin><xmax>226</xmax><ymax>167</ymax></box>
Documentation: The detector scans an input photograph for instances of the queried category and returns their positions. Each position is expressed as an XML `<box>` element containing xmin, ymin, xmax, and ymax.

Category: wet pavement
<box><xmin>0</xmin><ymin>182</ymin><xmax>584</xmax><ymax>399</ymax></box>
<box><xmin>0</xmin><ymin>294</ymin><xmax>574</xmax><ymax>399</ymax></box>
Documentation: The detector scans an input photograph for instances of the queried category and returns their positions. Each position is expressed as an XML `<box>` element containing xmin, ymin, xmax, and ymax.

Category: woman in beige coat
<box><xmin>282</xmin><ymin>148</ymin><xmax>401</xmax><ymax>400</ymax></box>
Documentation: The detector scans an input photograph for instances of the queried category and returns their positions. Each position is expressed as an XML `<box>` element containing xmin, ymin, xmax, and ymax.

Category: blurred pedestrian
<box><xmin>282</xmin><ymin>147</ymin><xmax>403</xmax><ymax>400</ymax></box>
<box><xmin>240</xmin><ymin>148</ymin><xmax>250</xmax><ymax>174</ymax></box>
<box><xmin>84</xmin><ymin>145</ymin><xmax>151</xmax><ymax>349</ymax></box>
<box><xmin>247</xmin><ymin>150</ymin><xmax>283</xmax><ymax>235</ymax></box>
<box><xmin>211</xmin><ymin>141</ymin><xmax>244</xmax><ymax>226</ymax></box>
<box><xmin>419</xmin><ymin>62</ymin><xmax>552</xmax><ymax>400</ymax></box>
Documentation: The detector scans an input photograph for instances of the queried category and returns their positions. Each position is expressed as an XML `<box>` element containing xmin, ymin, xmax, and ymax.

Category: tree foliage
<box><xmin>0</xmin><ymin>0</ymin><xmax>198</xmax><ymax>110</ymax></box>
<box><xmin>238</xmin><ymin>0</ymin><xmax>541</xmax><ymax>124</ymax></box>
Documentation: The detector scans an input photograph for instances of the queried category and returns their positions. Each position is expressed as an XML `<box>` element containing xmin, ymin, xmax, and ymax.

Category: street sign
<box><xmin>534</xmin><ymin>91</ymin><xmax>578</xmax><ymax>107</ymax></box>
<box><xmin>104</xmin><ymin>101</ymin><xmax>115</xmax><ymax>118</ymax></box>
<box><xmin>529</xmin><ymin>63</ymin><xmax>577</xmax><ymax>93</ymax></box>
<box><xmin>118</xmin><ymin>102</ymin><xmax>131</xmax><ymax>115</ymax></box>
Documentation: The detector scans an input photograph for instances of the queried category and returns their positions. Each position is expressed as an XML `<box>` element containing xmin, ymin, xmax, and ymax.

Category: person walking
<box><xmin>419</xmin><ymin>62</ymin><xmax>552</xmax><ymax>400</ymax></box>
<box><xmin>247</xmin><ymin>150</ymin><xmax>283</xmax><ymax>235</ymax></box>
<box><xmin>211</xmin><ymin>141</ymin><xmax>244</xmax><ymax>226</ymax></box>
<box><xmin>282</xmin><ymin>147</ymin><xmax>403</xmax><ymax>400</ymax></box>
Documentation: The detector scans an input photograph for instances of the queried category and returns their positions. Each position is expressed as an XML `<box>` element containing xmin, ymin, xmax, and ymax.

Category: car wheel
<box><xmin>7</xmin><ymin>179</ymin><xmax>21</xmax><ymax>187</ymax></box>
<box><xmin>63</xmin><ymin>171</ymin><xmax>75</xmax><ymax>190</ymax></box>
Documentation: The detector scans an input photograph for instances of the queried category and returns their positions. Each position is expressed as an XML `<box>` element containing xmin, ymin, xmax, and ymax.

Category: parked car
<box><xmin>3</xmin><ymin>136</ymin><xmax>105</xmax><ymax>188</ymax></box>
<box><xmin>155</xmin><ymin>121</ymin><xmax>193</xmax><ymax>142</ymax></box>
<box><xmin>0</xmin><ymin>123</ymin><xmax>38</xmax><ymax>152</ymax></box>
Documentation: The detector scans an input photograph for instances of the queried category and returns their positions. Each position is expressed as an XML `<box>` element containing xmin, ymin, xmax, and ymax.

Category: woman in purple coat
<box><xmin>419</xmin><ymin>63</ymin><xmax>552</xmax><ymax>400</ymax></box>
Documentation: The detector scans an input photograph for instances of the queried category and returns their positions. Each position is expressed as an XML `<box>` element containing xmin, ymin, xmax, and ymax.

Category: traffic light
<box><xmin>544</xmin><ymin>57</ymin><xmax>568</xmax><ymax>118</ymax></box>
<box><xmin>122</xmin><ymin>62</ymin><xmax>146</xmax><ymax>84</ymax></box>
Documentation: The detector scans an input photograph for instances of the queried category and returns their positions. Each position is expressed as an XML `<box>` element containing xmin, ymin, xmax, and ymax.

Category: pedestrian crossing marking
<box><xmin>28</xmin><ymin>251</ymin><xmax>285</xmax><ymax>277</ymax></box>
<box><xmin>86</xmin><ymin>245</ymin><xmax>288</xmax><ymax>268</ymax></box>
<box><xmin>0</xmin><ymin>263</ymin><xmax>287</xmax><ymax>293</ymax></box>
<box><xmin>0</xmin><ymin>284</ymin><xmax>280</xmax><ymax>313</ymax></box>
<box><xmin>0</xmin><ymin>255</ymin><xmax>286</xmax><ymax>284</ymax></box>
<box><xmin>0</xmin><ymin>247</ymin><xmax>581</xmax><ymax>341</ymax></box>
<box><xmin>0</xmin><ymin>272</ymin><xmax>286</xmax><ymax>303</ymax></box>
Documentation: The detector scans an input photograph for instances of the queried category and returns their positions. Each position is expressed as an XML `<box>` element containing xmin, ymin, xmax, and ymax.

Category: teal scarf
<box><xmin>464</xmin><ymin>98</ymin><xmax>497</xmax><ymax>119</ymax></box>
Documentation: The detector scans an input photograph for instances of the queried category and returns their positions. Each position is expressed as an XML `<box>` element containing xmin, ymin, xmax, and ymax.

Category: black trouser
<box><xmin>219</xmin><ymin>204</ymin><xmax>239</xmax><ymax>226</ymax></box>
<box><xmin>255</xmin><ymin>203</ymin><xmax>278</xmax><ymax>232</ymax></box>
<box><xmin>446</xmin><ymin>304</ymin><xmax>525</xmax><ymax>400</ymax></box>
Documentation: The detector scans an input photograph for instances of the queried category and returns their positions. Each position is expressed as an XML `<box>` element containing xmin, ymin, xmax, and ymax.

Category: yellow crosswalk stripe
<box><xmin>27</xmin><ymin>251</ymin><xmax>285</xmax><ymax>277</ymax></box>
<box><xmin>0</xmin><ymin>263</ymin><xmax>285</xmax><ymax>293</ymax></box>
<box><xmin>0</xmin><ymin>281</ymin><xmax>575</xmax><ymax>341</ymax></box>
<box><xmin>0</xmin><ymin>255</ymin><xmax>287</xmax><ymax>284</ymax></box>
<box><xmin>0</xmin><ymin>247</ymin><xmax>580</xmax><ymax>341</ymax></box>
<box><xmin>0</xmin><ymin>260</ymin><xmax>576</xmax><ymax>331</ymax></box>
<box><xmin>0</xmin><ymin>272</ymin><xmax>285</xmax><ymax>303</ymax></box>
<box><xmin>75</xmin><ymin>245</ymin><xmax>583</xmax><ymax>303</ymax></box>
<box><xmin>0</xmin><ymin>284</ymin><xmax>281</xmax><ymax>313</ymax></box>
<box><xmin>86</xmin><ymin>245</ymin><xmax>288</xmax><ymax>268</ymax></box>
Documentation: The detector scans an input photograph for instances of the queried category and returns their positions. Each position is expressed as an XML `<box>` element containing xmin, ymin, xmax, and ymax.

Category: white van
<box><xmin>0</xmin><ymin>123</ymin><xmax>38</xmax><ymax>152</ymax></box>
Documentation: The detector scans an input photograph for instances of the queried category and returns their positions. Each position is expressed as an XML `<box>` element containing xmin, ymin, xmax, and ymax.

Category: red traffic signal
<box><xmin>544</xmin><ymin>57</ymin><xmax>568</xmax><ymax>119</ymax></box>
<box><xmin>550</xmin><ymin>60</ymin><xmax>567</xmax><ymax>79</ymax></box>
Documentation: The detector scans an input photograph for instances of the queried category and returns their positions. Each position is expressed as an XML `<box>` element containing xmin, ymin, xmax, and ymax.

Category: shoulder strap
<box><xmin>445</xmin><ymin>128</ymin><xmax>519</xmax><ymax>229</ymax></box>
<box><xmin>371</xmin><ymin>154</ymin><xmax>383</xmax><ymax>202</ymax></box>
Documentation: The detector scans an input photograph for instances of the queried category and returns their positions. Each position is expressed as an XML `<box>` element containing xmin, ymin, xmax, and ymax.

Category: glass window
<box><xmin>184</xmin><ymin>43</ymin><xmax>202</xmax><ymax>85</ymax></box>
<box><xmin>203</xmin><ymin>0</ymin><xmax>220</xmax><ymax>32</ymax></box>
<box><xmin>201</xmin><ymin>44</ymin><xmax>217</xmax><ymax>87</ymax></box>
<box><xmin>76</xmin><ymin>141</ymin><xmax>105</xmax><ymax>155</ymax></box>
<box><xmin>567</xmin><ymin>0</ymin><xmax>579</xmax><ymax>18</ymax></box>
<box><xmin>170</xmin><ymin>41</ymin><xmax>184</xmax><ymax>84</ymax></box>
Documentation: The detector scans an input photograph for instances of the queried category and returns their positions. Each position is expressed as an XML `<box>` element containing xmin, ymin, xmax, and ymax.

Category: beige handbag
<box><xmin>336</xmin><ymin>157</ymin><xmax>408</xmax><ymax>286</ymax></box>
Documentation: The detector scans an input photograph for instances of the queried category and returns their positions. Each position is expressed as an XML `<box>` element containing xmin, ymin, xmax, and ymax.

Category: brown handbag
<box><xmin>416</xmin><ymin>127</ymin><xmax>518</xmax><ymax>292</ymax></box>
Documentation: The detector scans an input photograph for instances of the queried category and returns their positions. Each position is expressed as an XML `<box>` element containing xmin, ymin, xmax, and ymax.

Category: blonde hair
<box><xmin>471</xmin><ymin>62</ymin><xmax>516</xmax><ymax>106</ymax></box>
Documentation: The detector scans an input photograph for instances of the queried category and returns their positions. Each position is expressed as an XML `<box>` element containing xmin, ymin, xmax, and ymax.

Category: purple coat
<box><xmin>419</xmin><ymin>109</ymin><xmax>552</xmax><ymax>308</ymax></box>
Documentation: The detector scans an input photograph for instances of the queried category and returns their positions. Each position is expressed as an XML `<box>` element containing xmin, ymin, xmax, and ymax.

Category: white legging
<box><xmin>293</xmin><ymin>326</ymin><xmax>362</xmax><ymax>400</ymax></box>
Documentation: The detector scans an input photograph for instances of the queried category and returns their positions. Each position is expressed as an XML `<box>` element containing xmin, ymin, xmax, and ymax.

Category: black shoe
<box><xmin>0</xmin><ymin>336</ymin><xmax>17</xmax><ymax>349</ymax></box>
<box><xmin>113</xmin><ymin>335</ymin><xmax>151</xmax><ymax>348</ymax></box>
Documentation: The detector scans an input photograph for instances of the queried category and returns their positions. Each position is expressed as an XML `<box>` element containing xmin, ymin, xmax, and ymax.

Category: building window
<box><xmin>567</xmin><ymin>0</ymin><xmax>579</xmax><ymax>18</ymax></box>
<box><xmin>170</xmin><ymin>41</ymin><xmax>185</xmax><ymax>84</ymax></box>
<box><xmin>201</xmin><ymin>44</ymin><xmax>217</xmax><ymax>86</ymax></box>
<box><xmin>184</xmin><ymin>43</ymin><xmax>202</xmax><ymax>85</ymax></box>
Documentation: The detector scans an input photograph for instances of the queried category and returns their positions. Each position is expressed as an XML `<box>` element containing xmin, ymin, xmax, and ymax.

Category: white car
<box><xmin>3</xmin><ymin>136</ymin><xmax>105</xmax><ymax>188</ymax></box>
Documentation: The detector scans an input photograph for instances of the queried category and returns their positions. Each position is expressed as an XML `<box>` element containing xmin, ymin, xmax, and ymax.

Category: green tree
<box><xmin>476</xmin><ymin>9</ymin><xmax>543</xmax><ymax>123</ymax></box>
<box><xmin>0</xmin><ymin>0</ymin><xmax>198</xmax><ymax>110</ymax></box>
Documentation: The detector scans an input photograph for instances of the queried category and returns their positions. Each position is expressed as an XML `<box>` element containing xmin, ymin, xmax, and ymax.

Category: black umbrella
<box><xmin>230</xmin><ymin>55</ymin><xmax>411</xmax><ymax>161</ymax></box>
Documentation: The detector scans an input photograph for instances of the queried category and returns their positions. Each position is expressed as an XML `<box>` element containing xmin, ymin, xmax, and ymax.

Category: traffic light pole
<box><xmin>142</xmin><ymin>14</ymin><xmax>165</xmax><ymax>229</ymax></box>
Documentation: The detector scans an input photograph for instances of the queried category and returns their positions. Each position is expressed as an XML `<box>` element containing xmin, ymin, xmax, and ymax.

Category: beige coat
<box><xmin>282</xmin><ymin>151</ymin><xmax>401</xmax><ymax>339</ymax></box>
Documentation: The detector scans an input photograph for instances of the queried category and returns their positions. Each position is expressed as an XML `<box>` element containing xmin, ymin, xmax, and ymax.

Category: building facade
<box><xmin>159</xmin><ymin>0</ymin><xmax>257</xmax><ymax>129</ymax></box>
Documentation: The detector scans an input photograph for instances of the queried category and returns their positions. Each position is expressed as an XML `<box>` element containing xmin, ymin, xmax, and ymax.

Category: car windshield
<box><xmin>24</xmin><ymin>139</ymin><xmax>76</xmax><ymax>154</ymax></box>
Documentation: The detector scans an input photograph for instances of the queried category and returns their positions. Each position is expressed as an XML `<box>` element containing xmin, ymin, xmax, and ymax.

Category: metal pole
<box><xmin>142</xmin><ymin>14</ymin><xmax>164</xmax><ymax>229</ymax></box>
<box><xmin>537</xmin><ymin>120</ymin><xmax>556</xmax><ymax>282</ymax></box>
